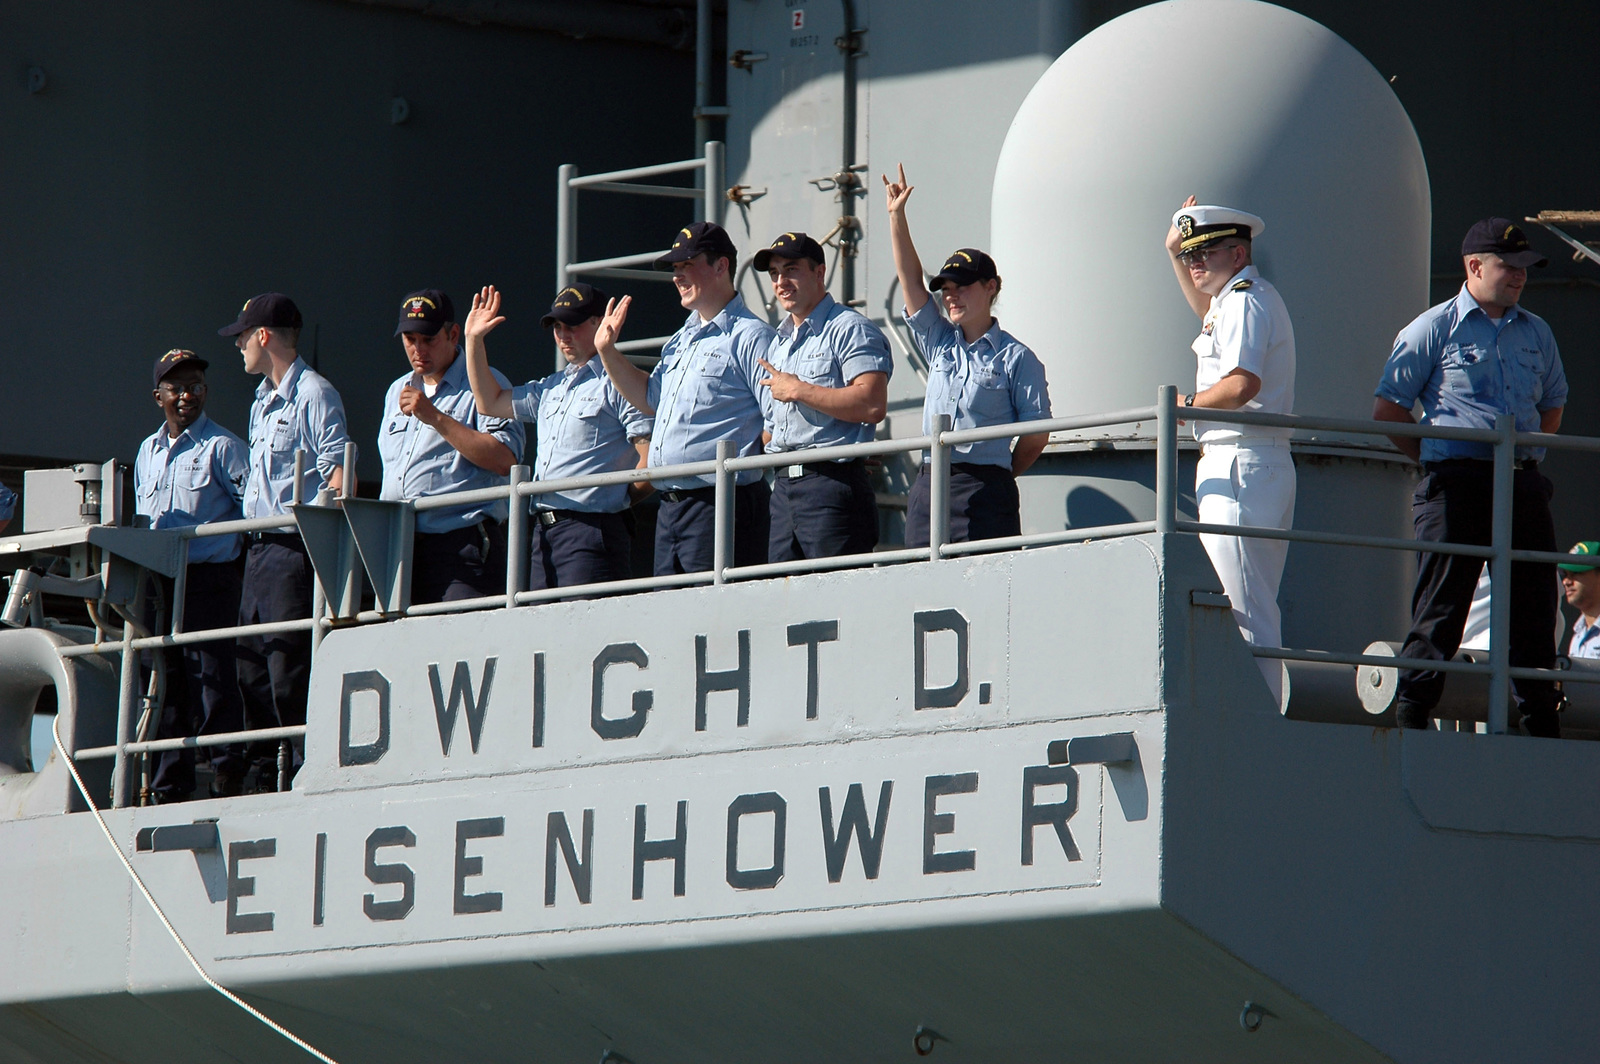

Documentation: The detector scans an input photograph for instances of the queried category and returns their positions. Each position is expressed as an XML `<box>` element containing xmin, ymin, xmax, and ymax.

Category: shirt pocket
<box><xmin>691</xmin><ymin>351</ymin><xmax>735</xmax><ymax>410</ymax></box>
<box><xmin>796</xmin><ymin>355</ymin><xmax>838</xmax><ymax>386</ymax></box>
<box><xmin>266</xmin><ymin>415</ymin><xmax>299</xmax><ymax>480</ymax></box>
<box><xmin>377</xmin><ymin>416</ymin><xmax>409</xmax><ymax>467</ymax></box>
<box><xmin>179</xmin><ymin>457</ymin><xmax>210</xmax><ymax>493</ymax></box>
<box><xmin>965</xmin><ymin>366</ymin><xmax>1014</xmax><ymax>421</ymax></box>
<box><xmin>562</xmin><ymin>397</ymin><xmax>607</xmax><ymax>449</ymax></box>
<box><xmin>1440</xmin><ymin>342</ymin><xmax>1494</xmax><ymax>400</ymax></box>
<box><xmin>1514</xmin><ymin>347</ymin><xmax>1545</xmax><ymax>408</ymax></box>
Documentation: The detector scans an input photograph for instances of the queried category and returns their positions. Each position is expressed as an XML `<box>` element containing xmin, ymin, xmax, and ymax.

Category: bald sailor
<box><xmin>1164</xmin><ymin>199</ymin><xmax>1297</xmax><ymax>704</ymax></box>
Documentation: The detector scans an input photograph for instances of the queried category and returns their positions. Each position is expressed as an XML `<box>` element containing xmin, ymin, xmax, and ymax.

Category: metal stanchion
<box><xmin>506</xmin><ymin>465</ymin><xmax>528</xmax><ymax>609</ymax></box>
<box><xmin>1156</xmin><ymin>385</ymin><xmax>1178</xmax><ymax>534</ymax></box>
<box><xmin>1486</xmin><ymin>413</ymin><xmax>1515</xmax><ymax>734</ymax></box>
<box><xmin>928</xmin><ymin>414</ymin><xmax>951</xmax><ymax>559</ymax></box>
<box><xmin>712</xmin><ymin>440</ymin><xmax>735</xmax><ymax>584</ymax></box>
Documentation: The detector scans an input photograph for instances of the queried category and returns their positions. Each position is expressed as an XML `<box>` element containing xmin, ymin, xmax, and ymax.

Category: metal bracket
<box><xmin>136</xmin><ymin>819</ymin><xmax>220</xmax><ymax>853</ymax></box>
<box><xmin>1046</xmin><ymin>732</ymin><xmax>1137</xmax><ymax>767</ymax></box>
<box><xmin>729</xmin><ymin>49</ymin><xmax>768</xmax><ymax>70</ymax></box>
<box><xmin>293</xmin><ymin>504</ymin><xmax>362</xmax><ymax>620</ymax></box>
<box><xmin>341</xmin><ymin>499</ymin><xmax>414</xmax><ymax>615</ymax></box>
<box><xmin>1191</xmin><ymin>590</ymin><xmax>1232</xmax><ymax>609</ymax></box>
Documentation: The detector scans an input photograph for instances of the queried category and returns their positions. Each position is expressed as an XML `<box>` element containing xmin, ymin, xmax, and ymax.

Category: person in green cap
<box><xmin>1559</xmin><ymin>542</ymin><xmax>1600</xmax><ymax>659</ymax></box>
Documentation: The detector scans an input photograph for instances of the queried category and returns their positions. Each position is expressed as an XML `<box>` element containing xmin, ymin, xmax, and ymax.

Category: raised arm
<box><xmin>593</xmin><ymin>296</ymin><xmax>656</xmax><ymax>416</ymax></box>
<box><xmin>463</xmin><ymin>286</ymin><xmax>514</xmax><ymax>420</ymax></box>
<box><xmin>883</xmin><ymin>164</ymin><xmax>930</xmax><ymax>316</ymax></box>
<box><xmin>1165</xmin><ymin>194</ymin><xmax>1209</xmax><ymax>321</ymax></box>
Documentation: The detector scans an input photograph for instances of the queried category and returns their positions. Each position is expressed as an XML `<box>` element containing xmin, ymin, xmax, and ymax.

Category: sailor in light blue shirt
<box><xmin>465</xmin><ymin>283</ymin><xmax>653</xmax><ymax>592</ymax></box>
<box><xmin>1372</xmin><ymin>219</ymin><xmax>1567</xmax><ymax>737</ymax></box>
<box><xmin>223</xmin><ymin>292</ymin><xmax>351</xmax><ymax>782</ymax></box>
<box><xmin>1376</xmin><ymin>283</ymin><xmax>1566</xmax><ymax>463</ymax></box>
<box><xmin>512</xmin><ymin>356</ymin><xmax>652</xmax><ymax>513</ymax></box>
<box><xmin>592</xmin><ymin>222</ymin><xmax>777</xmax><ymax>575</ymax></box>
<box><xmin>379</xmin><ymin>352</ymin><xmax>523</xmax><ymax>530</ymax></box>
<box><xmin>134</xmin><ymin>348</ymin><xmax>249</xmax><ymax>800</ymax></box>
<box><xmin>905</xmin><ymin>297</ymin><xmax>1052</xmax><ymax>467</ymax></box>
<box><xmin>0</xmin><ymin>483</ymin><xmax>17</xmax><ymax>534</ymax></box>
<box><xmin>645</xmin><ymin>293</ymin><xmax>773</xmax><ymax>488</ymax></box>
<box><xmin>136</xmin><ymin>412</ymin><xmax>248</xmax><ymax>564</ymax></box>
<box><xmin>381</xmin><ymin>288</ymin><xmax>526</xmax><ymax>603</ymax></box>
<box><xmin>243</xmin><ymin>353</ymin><xmax>354</xmax><ymax>518</ymax></box>
<box><xmin>754</xmin><ymin>231</ymin><xmax>892</xmax><ymax>561</ymax></box>
<box><xmin>884</xmin><ymin>165</ymin><xmax>1052</xmax><ymax>551</ymax></box>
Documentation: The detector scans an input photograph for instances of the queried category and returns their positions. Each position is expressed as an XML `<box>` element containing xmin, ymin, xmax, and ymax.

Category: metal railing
<box><xmin>49</xmin><ymin>386</ymin><xmax>1600</xmax><ymax>804</ymax></box>
<box><xmin>556</xmin><ymin>141</ymin><xmax>726</xmax><ymax>355</ymax></box>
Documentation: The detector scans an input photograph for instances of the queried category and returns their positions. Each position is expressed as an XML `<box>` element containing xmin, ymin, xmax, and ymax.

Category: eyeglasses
<box><xmin>158</xmin><ymin>381</ymin><xmax>207</xmax><ymax>397</ymax></box>
<box><xmin>1178</xmin><ymin>243</ymin><xmax>1240</xmax><ymax>267</ymax></box>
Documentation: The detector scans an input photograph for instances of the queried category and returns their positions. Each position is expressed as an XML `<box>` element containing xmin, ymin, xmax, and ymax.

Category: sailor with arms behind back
<box><xmin>1373</xmin><ymin>218</ymin><xmax>1565</xmax><ymax>737</ymax></box>
<box><xmin>1164</xmin><ymin>198</ymin><xmax>1297</xmax><ymax>706</ymax></box>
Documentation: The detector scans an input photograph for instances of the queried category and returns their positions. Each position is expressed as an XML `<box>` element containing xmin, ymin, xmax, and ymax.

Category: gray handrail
<box><xmin>65</xmin><ymin>384</ymin><xmax>1596</xmax><ymax>803</ymax></box>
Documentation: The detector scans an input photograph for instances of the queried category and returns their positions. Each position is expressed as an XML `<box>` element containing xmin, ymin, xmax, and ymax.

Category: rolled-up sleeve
<box><xmin>1537</xmin><ymin>323</ymin><xmax>1567</xmax><ymax>410</ymax></box>
<box><xmin>1375</xmin><ymin>320</ymin><xmax>1434</xmax><ymax>409</ymax></box>
<box><xmin>839</xmin><ymin>317</ymin><xmax>893</xmax><ymax>383</ymax></box>
<box><xmin>1011</xmin><ymin>349</ymin><xmax>1052</xmax><ymax>422</ymax></box>
<box><xmin>308</xmin><ymin>386</ymin><xmax>355</xmax><ymax>479</ymax></box>
<box><xmin>480</xmin><ymin>369</ymin><xmax>527</xmax><ymax>458</ymax></box>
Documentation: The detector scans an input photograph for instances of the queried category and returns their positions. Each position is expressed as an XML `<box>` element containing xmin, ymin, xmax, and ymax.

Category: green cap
<box><xmin>1558</xmin><ymin>541</ymin><xmax>1600</xmax><ymax>572</ymax></box>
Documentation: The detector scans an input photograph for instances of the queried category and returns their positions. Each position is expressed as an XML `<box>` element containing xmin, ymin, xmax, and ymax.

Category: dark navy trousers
<box><xmin>654</xmin><ymin>480</ymin><xmax>770</xmax><ymax>575</ymax></box>
<box><xmin>769</xmin><ymin>460</ymin><xmax>878</xmax><ymax>562</ymax></box>
<box><xmin>150</xmin><ymin>561</ymin><xmax>245</xmax><ymax>798</ymax></box>
<box><xmin>237</xmin><ymin>537</ymin><xmax>313</xmax><ymax>780</ymax></box>
<box><xmin>1396</xmin><ymin>460</ymin><xmax>1561</xmax><ymax>733</ymax></box>
<box><xmin>530</xmin><ymin>510</ymin><xmax>632</xmax><ymax>591</ymax></box>
<box><xmin>413</xmin><ymin>519</ymin><xmax>507</xmax><ymax>604</ymax></box>
<box><xmin>905</xmin><ymin>462</ymin><xmax>1020</xmax><ymax>548</ymax></box>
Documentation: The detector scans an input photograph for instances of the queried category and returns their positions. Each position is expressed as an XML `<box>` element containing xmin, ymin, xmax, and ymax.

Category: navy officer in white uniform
<box><xmin>135</xmin><ymin>348</ymin><xmax>249</xmax><ymax>800</ymax></box>
<box><xmin>754</xmin><ymin>231</ymin><xmax>892</xmax><ymax>560</ymax></box>
<box><xmin>883</xmin><ymin>164</ymin><xmax>1052</xmax><ymax>547</ymax></box>
<box><xmin>1164</xmin><ymin>199</ymin><xmax>1297</xmax><ymax>705</ymax></box>
<box><xmin>464</xmin><ymin>283</ymin><xmax>652</xmax><ymax>590</ymax></box>
<box><xmin>593</xmin><ymin>221</ymin><xmax>777</xmax><ymax>574</ymax></box>
<box><xmin>223</xmin><ymin>293</ymin><xmax>355</xmax><ymax>788</ymax></box>
<box><xmin>379</xmin><ymin>289</ymin><xmax>525</xmax><ymax>603</ymax></box>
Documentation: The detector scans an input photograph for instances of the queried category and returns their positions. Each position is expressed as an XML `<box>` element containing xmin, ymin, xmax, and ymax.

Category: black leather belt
<box><xmin>246</xmin><ymin>531</ymin><xmax>304</xmax><ymax>548</ymax></box>
<box><xmin>660</xmin><ymin>487</ymin><xmax>717</xmax><ymax>504</ymax></box>
<box><xmin>779</xmin><ymin>457</ymin><xmax>866</xmax><ymax>479</ymax></box>
<box><xmin>1425</xmin><ymin>458</ymin><xmax>1538</xmax><ymax>473</ymax></box>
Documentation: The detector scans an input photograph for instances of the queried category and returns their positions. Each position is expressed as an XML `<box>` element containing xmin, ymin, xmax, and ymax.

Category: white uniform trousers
<box><xmin>1195</xmin><ymin>439</ymin><xmax>1296</xmax><ymax>705</ymax></box>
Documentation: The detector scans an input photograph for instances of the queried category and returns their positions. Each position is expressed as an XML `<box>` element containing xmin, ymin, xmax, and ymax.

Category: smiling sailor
<box><xmin>883</xmin><ymin>164</ymin><xmax>1053</xmax><ymax>549</ymax></box>
<box><xmin>1163</xmin><ymin>198</ymin><xmax>1297</xmax><ymax>705</ymax></box>
<box><xmin>134</xmin><ymin>348</ymin><xmax>249</xmax><ymax>800</ymax></box>
<box><xmin>754</xmin><ymin>231</ymin><xmax>892</xmax><ymax>562</ymax></box>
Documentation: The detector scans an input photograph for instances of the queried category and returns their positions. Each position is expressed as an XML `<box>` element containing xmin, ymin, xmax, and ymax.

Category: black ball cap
<box><xmin>753</xmin><ymin>231</ymin><xmax>826</xmax><ymax>272</ymax></box>
<box><xmin>541</xmin><ymin>283</ymin><xmax>611</xmax><ymax>328</ymax></box>
<box><xmin>928</xmin><ymin>248</ymin><xmax>998</xmax><ymax>292</ymax></box>
<box><xmin>218</xmin><ymin>292</ymin><xmax>303</xmax><ymax>337</ymax></box>
<box><xmin>654</xmin><ymin>220</ymin><xmax>737</xmax><ymax>270</ymax></box>
<box><xmin>395</xmin><ymin>289</ymin><xmax>456</xmax><ymax>337</ymax></box>
<box><xmin>1461</xmin><ymin>218</ymin><xmax>1548</xmax><ymax>268</ymax></box>
<box><xmin>152</xmin><ymin>348</ymin><xmax>208</xmax><ymax>389</ymax></box>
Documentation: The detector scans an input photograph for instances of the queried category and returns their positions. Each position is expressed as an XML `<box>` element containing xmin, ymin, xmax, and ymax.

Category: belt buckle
<box><xmin>786</xmin><ymin>464</ymin><xmax>806</xmax><ymax>479</ymax></box>
<box><xmin>537</xmin><ymin>510</ymin><xmax>558</xmax><ymax>527</ymax></box>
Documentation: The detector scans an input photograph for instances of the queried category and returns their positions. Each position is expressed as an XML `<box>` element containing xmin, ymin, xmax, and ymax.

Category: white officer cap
<box><xmin>1172</xmin><ymin>205</ymin><xmax>1266</xmax><ymax>254</ymax></box>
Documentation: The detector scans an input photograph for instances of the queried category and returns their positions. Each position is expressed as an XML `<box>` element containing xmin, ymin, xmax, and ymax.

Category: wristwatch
<box><xmin>1184</xmin><ymin>393</ymin><xmax>1195</xmax><ymax>407</ymax></box>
